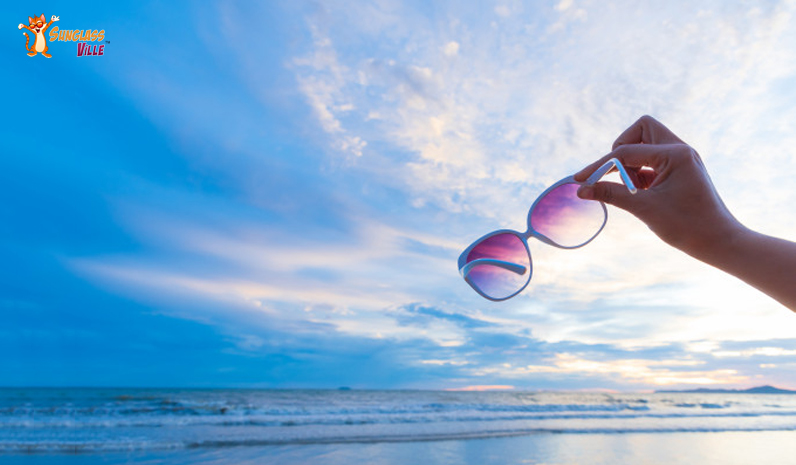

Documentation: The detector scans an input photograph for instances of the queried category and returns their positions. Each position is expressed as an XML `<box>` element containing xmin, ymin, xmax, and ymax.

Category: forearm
<box><xmin>692</xmin><ymin>225</ymin><xmax>796</xmax><ymax>311</ymax></box>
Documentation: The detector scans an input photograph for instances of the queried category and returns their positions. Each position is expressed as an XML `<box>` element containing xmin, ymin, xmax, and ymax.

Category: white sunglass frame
<box><xmin>458</xmin><ymin>158</ymin><xmax>637</xmax><ymax>302</ymax></box>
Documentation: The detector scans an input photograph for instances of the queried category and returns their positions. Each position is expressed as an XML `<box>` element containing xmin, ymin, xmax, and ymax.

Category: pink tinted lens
<box><xmin>465</xmin><ymin>233</ymin><xmax>531</xmax><ymax>300</ymax></box>
<box><xmin>530</xmin><ymin>183</ymin><xmax>605</xmax><ymax>247</ymax></box>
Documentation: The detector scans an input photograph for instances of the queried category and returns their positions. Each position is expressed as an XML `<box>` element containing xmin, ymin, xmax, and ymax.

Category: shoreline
<box><xmin>3</xmin><ymin>431</ymin><xmax>796</xmax><ymax>465</ymax></box>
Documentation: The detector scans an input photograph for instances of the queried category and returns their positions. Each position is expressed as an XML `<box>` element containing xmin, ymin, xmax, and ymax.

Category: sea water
<box><xmin>3</xmin><ymin>388</ymin><xmax>796</xmax><ymax>454</ymax></box>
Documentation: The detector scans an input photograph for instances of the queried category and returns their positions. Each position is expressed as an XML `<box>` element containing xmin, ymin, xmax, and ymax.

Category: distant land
<box><xmin>656</xmin><ymin>385</ymin><xmax>796</xmax><ymax>394</ymax></box>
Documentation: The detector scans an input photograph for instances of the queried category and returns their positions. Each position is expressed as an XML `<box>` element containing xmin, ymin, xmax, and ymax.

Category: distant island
<box><xmin>656</xmin><ymin>385</ymin><xmax>796</xmax><ymax>394</ymax></box>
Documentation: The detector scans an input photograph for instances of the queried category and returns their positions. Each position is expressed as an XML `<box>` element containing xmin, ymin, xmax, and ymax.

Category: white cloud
<box><xmin>714</xmin><ymin>347</ymin><xmax>796</xmax><ymax>358</ymax></box>
<box><xmin>295</xmin><ymin>0</ymin><xmax>796</xmax><ymax>224</ymax></box>
<box><xmin>292</xmin><ymin>23</ymin><xmax>367</xmax><ymax>158</ymax></box>
<box><xmin>474</xmin><ymin>353</ymin><xmax>748</xmax><ymax>386</ymax></box>
<box><xmin>442</xmin><ymin>41</ymin><xmax>459</xmax><ymax>56</ymax></box>
<box><xmin>494</xmin><ymin>5</ymin><xmax>511</xmax><ymax>18</ymax></box>
<box><xmin>555</xmin><ymin>0</ymin><xmax>574</xmax><ymax>11</ymax></box>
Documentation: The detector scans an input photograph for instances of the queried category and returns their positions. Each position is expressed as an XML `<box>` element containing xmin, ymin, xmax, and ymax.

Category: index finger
<box><xmin>574</xmin><ymin>144</ymin><xmax>669</xmax><ymax>182</ymax></box>
<box><xmin>612</xmin><ymin>115</ymin><xmax>685</xmax><ymax>150</ymax></box>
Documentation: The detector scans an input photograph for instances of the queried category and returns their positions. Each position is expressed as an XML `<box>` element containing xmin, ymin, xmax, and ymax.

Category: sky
<box><xmin>3</xmin><ymin>0</ymin><xmax>796</xmax><ymax>391</ymax></box>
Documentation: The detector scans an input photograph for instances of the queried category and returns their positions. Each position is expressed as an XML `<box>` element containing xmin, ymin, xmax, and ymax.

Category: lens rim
<box><xmin>457</xmin><ymin>230</ymin><xmax>533</xmax><ymax>302</ymax></box>
<box><xmin>525</xmin><ymin>177</ymin><xmax>607</xmax><ymax>249</ymax></box>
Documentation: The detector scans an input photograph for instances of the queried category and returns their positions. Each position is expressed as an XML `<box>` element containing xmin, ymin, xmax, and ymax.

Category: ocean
<box><xmin>4</xmin><ymin>388</ymin><xmax>796</xmax><ymax>464</ymax></box>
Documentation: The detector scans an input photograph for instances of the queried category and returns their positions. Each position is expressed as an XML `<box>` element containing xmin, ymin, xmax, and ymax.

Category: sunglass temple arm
<box><xmin>460</xmin><ymin>258</ymin><xmax>527</xmax><ymax>278</ymax></box>
<box><xmin>584</xmin><ymin>157</ymin><xmax>637</xmax><ymax>194</ymax></box>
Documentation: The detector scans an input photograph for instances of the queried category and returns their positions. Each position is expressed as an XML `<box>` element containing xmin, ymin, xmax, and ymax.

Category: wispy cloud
<box><xmin>481</xmin><ymin>353</ymin><xmax>748</xmax><ymax>386</ymax></box>
<box><xmin>13</xmin><ymin>0</ymin><xmax>796</xmax><ymax>389</ymax></box>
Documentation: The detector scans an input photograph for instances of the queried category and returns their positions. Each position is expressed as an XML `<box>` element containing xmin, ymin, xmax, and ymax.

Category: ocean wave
<box><xmin>5</xmin><ymin>389</ymin><xmax>796</xmax><ymax>453</ymax></box>
<box><xmin>5</xmin><ymin>424</ymin><xmax>796</xmax><ymax>453</ymax></box>
<box><xmin>3</xmin><ymin>408</ymin><xmax>796</xmax><ymax>430</ymax></box>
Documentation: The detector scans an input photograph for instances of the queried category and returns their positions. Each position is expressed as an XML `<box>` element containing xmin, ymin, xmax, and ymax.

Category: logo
<box><xmin>18</xmin><ymin>14</ymin><xmax>58</xmax><ymax>58</ymax></box>
<box><xmin>17</xmin><ymin>14</ymin><xmax>107</xmax><ymax>57</ymax></box>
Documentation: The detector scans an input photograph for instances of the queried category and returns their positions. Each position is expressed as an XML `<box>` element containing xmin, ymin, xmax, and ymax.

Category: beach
<box><xmin>4</xmin><ymin>388</ymin><xmax>796</xmax><ymax>463</ymax></box>
<box><xmin>6</xmin><ymin>431</ymin><xmax>796</xmax><ymax>465</ymax></box>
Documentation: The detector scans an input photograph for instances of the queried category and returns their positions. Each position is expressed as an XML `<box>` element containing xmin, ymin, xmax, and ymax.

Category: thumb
<box><xmin>577</xmin><ymin>181</ymin><xmax>638</xmax><ymax>212</ymax></box>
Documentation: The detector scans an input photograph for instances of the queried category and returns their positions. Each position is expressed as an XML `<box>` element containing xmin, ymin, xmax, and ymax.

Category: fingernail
<box><xmin>577</xmin><ymin>185</ymin><xmax>594</xmax><ymax>200</ymax></box>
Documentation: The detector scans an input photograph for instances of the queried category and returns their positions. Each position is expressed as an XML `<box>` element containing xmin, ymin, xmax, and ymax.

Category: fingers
<box><xmin>575</xmin><ymin>144</ymin><xmax>670</xmax><ymax>182</ymax></box>
<box><xmin>612</xmin><ymin>115</ymin><xmax>684</xmax><ymax>150</ymax></box>
<box><xmin>574</xmin><ymin>155</ymin><xmax>614</xmax><ymax>182</ymax></box>
<box><xmin>577</xmin><ymin>181</ymin><xmax>639</xmax><ymax>213</ymax></box>
<box><xmin>575</xmin><ymin>116</ymin><xmax>686</xmax><ymax>185</ymax></box>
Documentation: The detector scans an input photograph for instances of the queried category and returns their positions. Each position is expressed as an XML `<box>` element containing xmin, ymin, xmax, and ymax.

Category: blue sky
<box><xmin>3</xmin><ymin>0</ymin><xmax>796</xmax><ymax>390</ymax></box>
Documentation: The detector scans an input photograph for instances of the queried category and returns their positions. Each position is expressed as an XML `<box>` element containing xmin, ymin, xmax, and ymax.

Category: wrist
<box><xmin>685</xmin><ymin>217</ymin><xmax>749</xmax><ymax>267</ymax></box>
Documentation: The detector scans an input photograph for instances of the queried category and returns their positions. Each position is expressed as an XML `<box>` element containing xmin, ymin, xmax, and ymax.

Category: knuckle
<box><xmin>613</xmin><ymin>144</ymin><xmax>630</xmax><ymax>157</ymax></box>
<box><xmin>670</xmin><ymin>144</ymin><xmax>698</xmax><ymax>163</ymax></box>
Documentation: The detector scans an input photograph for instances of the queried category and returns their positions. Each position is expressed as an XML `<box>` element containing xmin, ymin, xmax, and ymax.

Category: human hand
<box><xmin>574</xmin><ymin>115</ymin><xmax>743</xmax><ymax>260</ymax></box>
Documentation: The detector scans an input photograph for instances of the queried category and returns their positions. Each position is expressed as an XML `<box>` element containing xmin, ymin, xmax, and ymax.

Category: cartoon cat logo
<box><xmin>18</xmin><ymin>14</ymin><xmax>59</xmax><ymax>57</ymax></box>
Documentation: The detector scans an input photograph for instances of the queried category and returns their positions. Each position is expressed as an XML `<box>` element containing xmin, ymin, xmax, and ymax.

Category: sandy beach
<box><xmin>5</xmin><ymin>431</ymin><xmax>796</xmax><ymax>465</ymax></box>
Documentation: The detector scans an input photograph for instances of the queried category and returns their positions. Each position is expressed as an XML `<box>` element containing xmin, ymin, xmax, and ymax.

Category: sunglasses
<box><xmin>458</xmin><ymin>158</ymin><xmax>637</xmax><ymax>301</ymax></box>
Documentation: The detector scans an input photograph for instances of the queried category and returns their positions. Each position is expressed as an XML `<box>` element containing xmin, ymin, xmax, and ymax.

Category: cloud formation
<box><xmin>5</xmin><ymin>0</ymin><xmax>796</xmax><ymax>389</ymax></box>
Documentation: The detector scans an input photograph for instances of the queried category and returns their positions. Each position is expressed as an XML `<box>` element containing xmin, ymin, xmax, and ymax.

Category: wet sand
<box><xmin>5</xmin><ymin>430</ymin><xmax>796</xmax><ymax>465</ymax></box>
